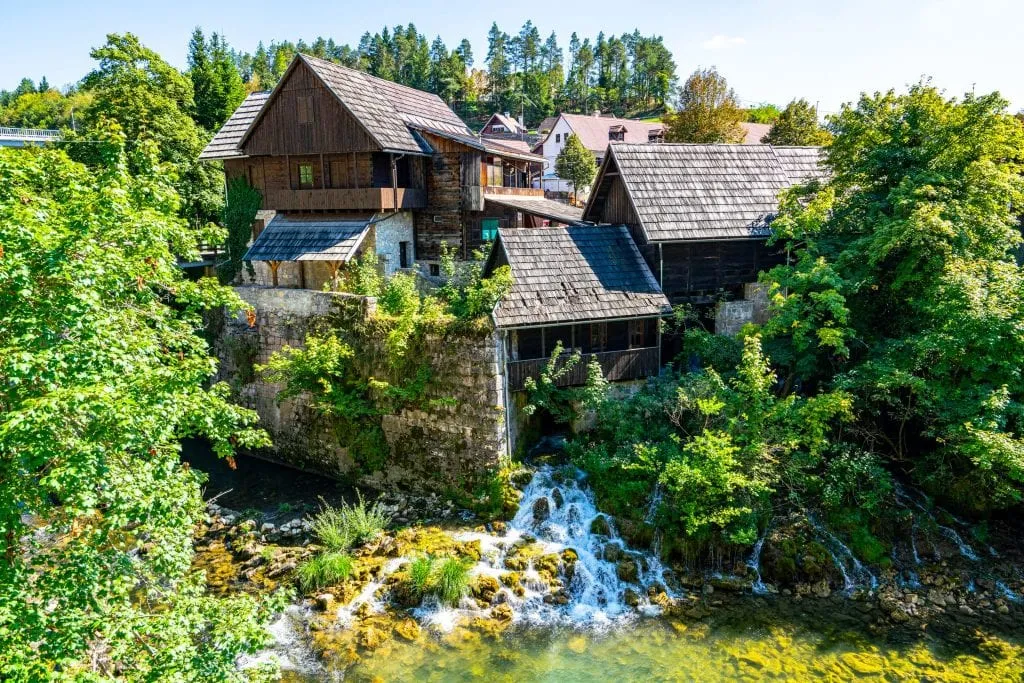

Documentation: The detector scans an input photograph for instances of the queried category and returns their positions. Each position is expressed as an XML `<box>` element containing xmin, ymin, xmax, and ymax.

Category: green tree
<box><xmin>554</xmin><ymin>133</ymin><xmax>597</xmax><ymax>202</ymax></box>
<box><xmin>745</xmin><ymin>102</ymin><xmax>781</xmax><ymax>124</ymax></box>
<box><xmin>0</xmin><ymin>132</ymin><xmax>278</xmax><ymax>680</ymax></box>
<box><xmin>761</xmin><ymin>98</ymin><xmax>832</xmax><ymax>145</ymax></box>
<box><xmin>763</xmin><ymin>83</ymin><xmax>1024</xmax><ymax>511</ymax></box>
<box><xmin>663</xmin><ymin>67</ymin><xmax>744</xmax><ymax>143</ymax></box>
<box><xmin>79</xmin><ymin>33</ymin><xmax>223</xmax><ymax>230</ymax></box>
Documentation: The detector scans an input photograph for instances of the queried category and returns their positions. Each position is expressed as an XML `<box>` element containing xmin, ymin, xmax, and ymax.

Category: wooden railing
<box><xmin>482</xmin><ymin>186</ymin><xmax>544</xmax><ymax>197</ymax></box>
<box><xmin>507</xmin><ymin>346</ymin><xmax>660</xmax><ymax>392</ymax></box>
<box><xmin>262</xmin><ymin>187</ymin><xmax>426</xmax><ymax>211</ymax></box>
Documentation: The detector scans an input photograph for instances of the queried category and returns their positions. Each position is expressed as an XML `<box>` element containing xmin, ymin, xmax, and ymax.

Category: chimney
<box><xmin>592</xmin><ymin>110</ymin><xmax>601</xmax><ymax>117</ymax></box>
<box><xmin>503</xmin><ymin>111</ymin><xmax>510</xmax><ymax>118</ymax></box>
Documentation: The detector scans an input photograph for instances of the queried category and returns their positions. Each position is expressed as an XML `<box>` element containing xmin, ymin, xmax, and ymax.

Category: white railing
<box><xmin>0</xmin><ymin>127</ymin><xmax>62</xmax><ymax>141</ymax></box>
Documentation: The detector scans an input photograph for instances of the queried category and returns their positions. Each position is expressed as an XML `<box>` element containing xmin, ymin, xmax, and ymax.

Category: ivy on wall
<box><xmin>218</xmin><ymin>176</ymin><xmax>262</xmax><ymax>284</ymax></box>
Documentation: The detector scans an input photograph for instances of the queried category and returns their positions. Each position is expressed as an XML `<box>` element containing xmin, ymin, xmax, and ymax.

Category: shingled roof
<box><xmin>244</xmin><ymin>214</ymin><xmax>372</xmax><ymax>262</ymax></box>
<box><xmin>199</xmin><ymin>91</ymin><xmax>269</xmax><ymax>160</ymax></box>
<box><xmin>483</xmin><ymin>195</ymin><xmax>584</xmax><ymax>225</ymax></box>
<box><xmin>487</xmin><ymin>225</ymin><xmax>671</xmax><ymax>328</ymax></box>
<box><xmin>583</xmin><ymin>143</ymin><xmax>827</xmax><ymax>242</ymax></box>
<box><xmin>204</xmin><ymin>54</ymin><xmax>543</xmax><ymax>162</ymax></box>
<box><xmin>480</xmin><ymin>112</ymin><xmax>526</xmax><ymax>135</ymax></box>
<box><xmin>554</xmin><ymin>113</ymin><xmax>665</xmax><ymax>154</ymax></box>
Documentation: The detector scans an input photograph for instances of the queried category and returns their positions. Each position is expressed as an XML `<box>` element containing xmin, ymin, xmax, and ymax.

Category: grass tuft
<box><xmin>296</xmin><ymin>551</ymin><xmax>353</xmax><ymax>592</ymax></box>
<box><xmin>311</xmin><ymin>492</ymin><xmax>389</xmax><ymax>551</ymax></box>
<box><xmin>435</xmin><ymin>557</ymin><xmax>471</xmax><ymax>607</ymax></box>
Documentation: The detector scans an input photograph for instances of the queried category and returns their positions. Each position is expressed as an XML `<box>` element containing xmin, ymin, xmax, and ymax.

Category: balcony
<box><xmin>506</xmin><ymin>347</ymin><xmax>660</xmax><ymax>392</ymax></box>
<box><xmin>482</xmin><ymin>186</ymin><xmax>545</xmax><ymax>198</ymax></box>
<box><xmin>263</xmin><ymin>187</ymin><xmax>427</xmax><ymax>212</ymax></box>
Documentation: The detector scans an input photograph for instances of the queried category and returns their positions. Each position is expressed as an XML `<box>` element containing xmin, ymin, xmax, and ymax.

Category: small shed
<box><xmin>484</xmin><ymin>225</ymin><xmax>671</xmax><ymax>391</ymax></box>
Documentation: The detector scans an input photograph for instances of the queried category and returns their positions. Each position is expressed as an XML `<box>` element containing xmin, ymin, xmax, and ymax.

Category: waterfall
<box><xmin>747</xmin><ymin>526</ymin><xmax>769</xmax><ymax>594</ymax></box>
<box><xmin>644</xmin><ymin>483</ymin><xmax>663</xmax><ymax>525</ymax></box>
<box><xmin>441</xmin><ymin>465</ymin><xmax>675</xmax><ymax>629</ymax></box>
<box><xmin>806</xmin><ymin>513</ymin><xmax>877</xmax><ymax>593</ymax></box>
<box><xmin>894</xmin><ymin>484</ymin><xmax>979</xmax><ymax>562</ymax></box>
<box><xmin>996</xmin><ymin>581</ymin><xmax>1021</xmax><ymax>603</ymax></box>
<box><xmin>239</xmin><ymin>604</ymin><xmax>327</xmax><ymax>678</ymax></box>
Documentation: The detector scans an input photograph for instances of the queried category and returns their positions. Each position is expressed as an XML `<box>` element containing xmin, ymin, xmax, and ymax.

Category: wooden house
<box><xmin>483</xmin><ymin>225</ymin><xmax>671</xmax><ymax>393</ymax></box>
<box><xmin>479</xmin><ymin>112</ymin><xmax>526</xmax><ymax>137</ymax></box>
<box><xmin>200</xmin><ymin>54</ymin><xmax>561</xmax><ymax>284</ymax></box>
<box><xmin>582</xmin><ymin>143</ymin><xmax>826</xmax><ymax>305</ymax></box>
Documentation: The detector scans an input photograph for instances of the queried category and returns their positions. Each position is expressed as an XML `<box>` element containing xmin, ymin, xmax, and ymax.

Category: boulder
<box><xmin>533</xmin><ymin>498</ymin><xmax>550</xmax><ymax>524</ymax></box>
<box><xmin>472</xmin><ymin>575</ymin><xmax>501</xmax><ymax>604</ymax></box>
<box><xmin>551</xmin><ymin>488</ymin><xmax>564</xmax><ymax>509</ymax></box>
<box><xmin>623</xmin><ymin>588</ymin><xmax>641</xmax><ymax>607</ymax></box>
<box><xmin>315</xmin><ymin>593</ymin><xmax>336</xmax><ymax>611</ymax></box>
<box><xmin>617</xmin><ymin>559</ymin><xmax>639</xmax><ymax>583</ymax></box>
<box><xmin>590</xmin><ymin>515</ymin><xmax>611</xmax><ymax>536</ymax></box>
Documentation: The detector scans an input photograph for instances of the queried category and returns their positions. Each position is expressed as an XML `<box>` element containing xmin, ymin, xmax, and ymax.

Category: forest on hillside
<box><xmin>0</xmin><ymin>22</ymin><xmax>677</xmax><ymax>132</ymax></box>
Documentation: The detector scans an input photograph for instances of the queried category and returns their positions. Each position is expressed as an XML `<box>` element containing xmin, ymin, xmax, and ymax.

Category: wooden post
<box><xmin>327</xmin><ymin>261</ymin><xmax>341</xmax><ymax>290</ymax></box>
<box><xmin>390</xmin><ymin>153</ymin><xmax>399</xmax><ymax>210</ymax></box>
<box><xmin>320</xmin><ymin>153</ymin><xmax>326</xmax><ymax>189</ymax></box>
<box><xmin>268</xmin><ymin>260</ymin><xmax>281</xmax><ymax>287</ymax></box>
<box><xmin>299</xmin><ymin>261</ymin><xmax>307</xmax><ymax>289</ymax></box>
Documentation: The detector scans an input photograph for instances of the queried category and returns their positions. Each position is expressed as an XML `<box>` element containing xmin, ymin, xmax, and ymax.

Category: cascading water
<box><xmin>747</xmin><ymin>526</ymin><xmax>769</xmax><ymax>595</ymax></box>
<box><xmin>807</xmin><ymin>513</ymin><xmax>877</xmax><ymax>593</ymax></box>
<box><xmin>441</xmin><ymin>464</ymin><xmax>676</xmax><ymax>629</ymax></box>
<box><xmin>894</xmin><ymin>483</ymin><xmax>979</xmax><ymax>562</ymax></box>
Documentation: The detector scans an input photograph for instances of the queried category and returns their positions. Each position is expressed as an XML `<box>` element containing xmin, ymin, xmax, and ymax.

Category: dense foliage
<box><xmin>0</xmin><ymin>136</ymin><xmax>280</xmax><ymax>680</ymax></box>
<box><xmin>568</xmin><ymin>335</ymin><xmax>851</xmax><ymax>550</ymax></box>
<box><xmin>663</xmin><ymin>67</ymin><xmax>745</xmax><ymax>143</ymax></box>
<box><xmin>763</xmin><ymin>84</ymin><xmax>1024</xmax><ymax>512</ymax></box>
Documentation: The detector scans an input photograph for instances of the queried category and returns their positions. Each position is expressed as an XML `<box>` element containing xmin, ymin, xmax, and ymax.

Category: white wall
<box><xmin>374</xmin><ymin>211</ymin><xmax>415</xmax><ymax>275</ymax></box>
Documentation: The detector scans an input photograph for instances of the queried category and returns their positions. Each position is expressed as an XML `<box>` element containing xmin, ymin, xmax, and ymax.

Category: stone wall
<box><xmin>213</xmin><ymin>285</ymin><xmax>506</xmax><ymax>491</ymax></box>
<box><xmin>715</xmin><ymin>282</ymin><xmax>772</xmax><ymax>336</ymax></box>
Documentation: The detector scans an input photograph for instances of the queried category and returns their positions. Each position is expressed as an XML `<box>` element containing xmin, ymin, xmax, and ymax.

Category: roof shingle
<box><xmin>244</xmin><ymin>214</ymin><xmax>371</xmax><ymax>262</ymax></box>
<box><xmin>592</xmin><ymin>143</ymin><xmax>826</xmax><ymax>242</ymax></box>
<box><xmin>199</xmin><ymin>91</ymin><xmax>269</xmax><ymax>160</ymax></box>
<box><xmin>491</xmin><ymin>225</ymin><xmax>671</xmax><ymax>328</ymax></box>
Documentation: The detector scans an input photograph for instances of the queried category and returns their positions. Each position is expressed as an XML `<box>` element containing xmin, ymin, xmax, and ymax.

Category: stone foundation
<box><xmin>213</xmin><ymin>285</ymin><xmax>506</xmax><ymax>491</ymax></box>
<box><xmin>715</xmin><ymin>282</ymin><xmax>772</xmax><ymax>336</ymax></box>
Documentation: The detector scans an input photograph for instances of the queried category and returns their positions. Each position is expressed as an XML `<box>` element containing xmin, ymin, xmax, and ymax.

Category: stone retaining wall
<box><xmin>213</xmin><ymin>286</ymin><xmax>507</xmax><ymax>491</ymax></box>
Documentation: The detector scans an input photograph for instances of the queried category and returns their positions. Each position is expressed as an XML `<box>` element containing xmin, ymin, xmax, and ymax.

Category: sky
<box><xmin>1</xmin><ymin>0</ymin><xmax>1021</xmax><ymax>115</ymax></box>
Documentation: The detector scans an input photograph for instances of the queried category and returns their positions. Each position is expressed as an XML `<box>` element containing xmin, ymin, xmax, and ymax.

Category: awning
<box><xmin>244</xmin><ymin>214</ymin><xmax>372</xmax><ymax>262</ymax></box>
<box><xmin>484</xmin><ymin>195</ymin><xmax>586</xmax><ymax>226</ymax></box>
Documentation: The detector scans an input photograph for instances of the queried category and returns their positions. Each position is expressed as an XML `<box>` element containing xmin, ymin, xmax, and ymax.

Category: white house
<box><xmin>535</xmin><ymin>113</ymin><xmax>665</xmax><ymax>194</ymax></box>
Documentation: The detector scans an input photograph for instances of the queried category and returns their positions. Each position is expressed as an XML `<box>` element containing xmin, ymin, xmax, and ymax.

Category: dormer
<box><xmin>609</xmin><ymin>124</ymin><xmax>627</xmax><ymax>142</ymax></box>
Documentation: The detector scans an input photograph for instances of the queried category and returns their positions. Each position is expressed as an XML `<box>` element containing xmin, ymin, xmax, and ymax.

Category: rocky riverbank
<box><xmin>191</xmin><ymin>458</ymin><xmax>1022</xmax><ymax>679</ymax></box>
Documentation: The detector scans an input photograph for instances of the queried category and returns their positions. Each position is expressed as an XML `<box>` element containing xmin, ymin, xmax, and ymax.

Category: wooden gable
<box><xmin>242</xmin><ymin>59</ymin><xmax>380</xmax><ymax>157</ymax></box>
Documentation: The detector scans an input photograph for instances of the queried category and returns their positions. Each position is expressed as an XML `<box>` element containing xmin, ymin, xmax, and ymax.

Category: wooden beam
<box><xmin>268</xmin><ymin>260</ymin><xmax>281</xmax><ymax>287</ymax></box>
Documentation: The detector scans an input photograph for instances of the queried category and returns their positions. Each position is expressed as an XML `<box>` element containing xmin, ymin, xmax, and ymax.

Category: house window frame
<box><xmin>298</xmin><ymin>163</ymin><xmax>314</xmax><ymax>189</ymax></box>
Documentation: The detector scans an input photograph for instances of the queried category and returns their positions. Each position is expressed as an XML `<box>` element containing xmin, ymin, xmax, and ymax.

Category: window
<box><xmin>296</xmin><ymin>95</ymin><xmax>313</xmax><ymax>124</ymax></box>
<box><xmin>399</xmin><ymin>241</ymin><xmax>410</xmax><ymax>269</ymax></box>
<box><xmin>246</xmin><ymin>164</ymin><xmax>256</xmax><ymax>186</ymax></box>
<box><xmin>481</xmin><ymin>218</ymin><xmax>499</xmax><ymax>241</ymax></box>
<box><xmin>298</xmin><ymin>164</ymin><xmax>314</xmax><ymax>188</ymax></box>
<box><xmin>516</xmin><ymin>328</ymin><xmax>544</xmax><ymax>360</ymax></box>
<box><xmin>555</xmin><ymin>133</ymin><xmax>561</xmax><ymax>143</ymax></box>
<box><xmin>629</xmin><ymin>319</ymin><xmax>648</xmax><ymax>348</ymax></box>
<box><xmin>429</xmin><ymin>263</ymin><xmax>441</xmax><ymax>277</ymax></box>
<box><xmin>589</xmin><ymin>323</ymin><xmax>608</xmax><ymax>353</ymax></box>
<box><xmin>492</xmin><ymin>124</ymin><xmax>505</xmax><ymax>132</ymax></box>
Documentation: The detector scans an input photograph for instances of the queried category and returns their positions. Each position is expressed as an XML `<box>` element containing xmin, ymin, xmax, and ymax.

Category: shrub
<box><xmin>435</xmin><ymin>557</ymin><xmax>472</xmax><ymax>607</ymax></box>
<box><xmin>297</xmin><ymin>551</ymin><xmax>353</xmax><ymax>592</ymax></box>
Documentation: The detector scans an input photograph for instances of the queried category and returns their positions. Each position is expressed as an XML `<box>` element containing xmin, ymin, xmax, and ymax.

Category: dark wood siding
<box><xmin>243</xmin><ymin>61</ymin><xmax>380</xmax><ymax>156</ymax></box>
<box><xmin>658</xmin><ymin>239</ymin><xmax>785</xmax><ymax>304</ymax></box>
